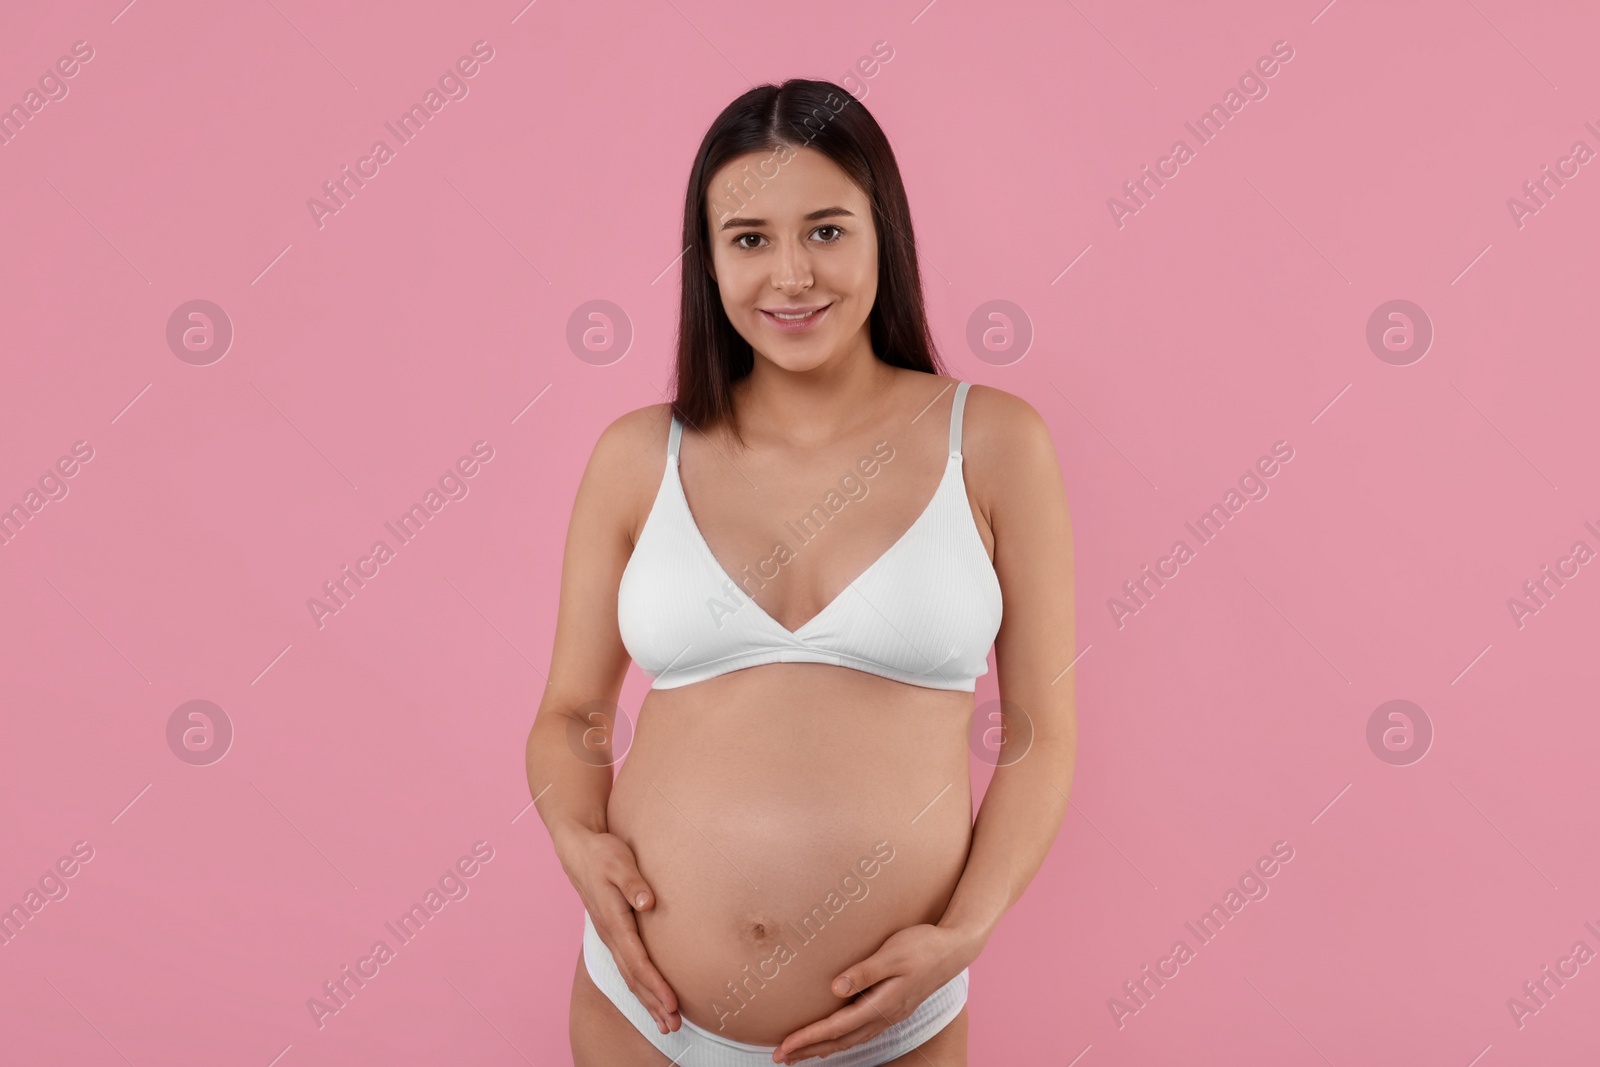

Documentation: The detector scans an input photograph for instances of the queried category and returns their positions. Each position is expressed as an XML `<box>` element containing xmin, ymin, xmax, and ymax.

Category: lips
<box><xmin>759</xmin><ymin>304</ymin><xmax>831</xmax><ymax>331</ymax></box>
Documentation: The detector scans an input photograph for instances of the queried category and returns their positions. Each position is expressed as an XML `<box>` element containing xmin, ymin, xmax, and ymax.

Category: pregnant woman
<box><xmin>526</xmin><ymin>79</ymin><xmax>1077</xmax><ymax>1066</ymax></box>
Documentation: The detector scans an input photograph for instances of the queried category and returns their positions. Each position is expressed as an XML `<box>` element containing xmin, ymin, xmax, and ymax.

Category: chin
<box><xmin>760</xmin><ymin>347</ymin><xmax>838</xmax><ymax>373</ymax></box>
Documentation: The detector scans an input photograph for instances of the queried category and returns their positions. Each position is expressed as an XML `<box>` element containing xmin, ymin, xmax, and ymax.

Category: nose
<box><xmin>771</xmin><ymin>237</ymin><xmax>812</xmax><ymax>294</ymax></box>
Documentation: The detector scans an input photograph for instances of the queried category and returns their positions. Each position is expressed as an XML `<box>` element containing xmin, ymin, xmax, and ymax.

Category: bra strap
<box><xmin>949</xmin><ymin>381</ymin><xmax>971</xmax><ymax>457</ymax></box>
<box><xmin>667</xmin><ymin>413</ymin><xmax>683</xmax><ymax>467</ymax></box>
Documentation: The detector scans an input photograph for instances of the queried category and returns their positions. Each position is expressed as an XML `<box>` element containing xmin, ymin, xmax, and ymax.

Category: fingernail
<box><xmin>636</xmin><ymin>892</ymin><xmax>648</xmax><ymax>907</ymax></box>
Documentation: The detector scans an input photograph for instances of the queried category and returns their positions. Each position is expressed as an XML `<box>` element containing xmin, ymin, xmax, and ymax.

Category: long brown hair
<box><xmin>670</xmin><ymin>79</ymin><xmax>945</xmax><ymax>447</ymax></box>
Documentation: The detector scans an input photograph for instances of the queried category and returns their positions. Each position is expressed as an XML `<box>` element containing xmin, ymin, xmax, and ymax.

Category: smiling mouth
<box><xmin>760</xmin><ymin>304</ymin><xmax>831</xmax><ymax>328</ymax></box>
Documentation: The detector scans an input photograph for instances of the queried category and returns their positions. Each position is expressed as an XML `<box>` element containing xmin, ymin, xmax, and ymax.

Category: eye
<box><xmin>730</xmin><ymin>226</ymin><xmax>842</xmax><ymax>250</ymax></box>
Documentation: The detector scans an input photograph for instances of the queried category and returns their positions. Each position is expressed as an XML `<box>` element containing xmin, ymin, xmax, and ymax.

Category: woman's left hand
<box><xmin>770</xmin><ymin>922</ymin><xmax>977</xmax><ymax>1065</ymax></box>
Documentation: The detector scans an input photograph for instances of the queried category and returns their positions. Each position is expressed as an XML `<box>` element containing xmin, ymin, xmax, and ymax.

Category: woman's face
<box><xmin>704</xmin><ymin>146</ymin><xmax>879</xmax><ymax>373</ymax></box>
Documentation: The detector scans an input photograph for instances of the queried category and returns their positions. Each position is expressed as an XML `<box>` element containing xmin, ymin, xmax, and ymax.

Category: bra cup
<box><xmin>617</xmin><ymin>382</ymin><xmax>1003</xmax><ymax>692</ymax></box>
<box><xmin>791</xmin><ymin>476</ymin><xmax>1001</xmax><ymax>689</ymax></box>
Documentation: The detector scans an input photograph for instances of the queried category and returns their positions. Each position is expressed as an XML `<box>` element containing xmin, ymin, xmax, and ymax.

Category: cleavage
<box><xmin>679</xmin><ymin>438</ymin><xmax>949</xmax><ymax>634</ymax></box>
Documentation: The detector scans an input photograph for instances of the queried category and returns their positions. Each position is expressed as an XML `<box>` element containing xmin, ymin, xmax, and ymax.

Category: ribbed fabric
<box><xmin>581</xmin><ymin>910</ymin><xmax>969</xmax><ymax>1066</ymax></box>
<box><xmin>617</xmin><ymin>380</ymin><xmax>1003</xmax><ymax>691</ymax></box>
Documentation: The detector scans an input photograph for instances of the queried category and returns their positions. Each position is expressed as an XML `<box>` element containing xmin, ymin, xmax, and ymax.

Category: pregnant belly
<box><xmin>606</xmin><ymin>665</ymin><xmax>974</xmax><ymax>1045</ymax></box>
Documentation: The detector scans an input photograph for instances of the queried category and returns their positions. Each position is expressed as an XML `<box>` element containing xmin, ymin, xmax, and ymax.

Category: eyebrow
<box><xmin>717</xmin><ymin>206</ymin><xmax>856</xmax><ymax>231</ymax></box>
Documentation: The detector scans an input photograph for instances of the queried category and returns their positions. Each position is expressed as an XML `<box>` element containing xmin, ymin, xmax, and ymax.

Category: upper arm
<box><xmin>968</xmin><ymin>386</ymin><xmax>1077</xmax><ymax>739</ymax></box>
<box><xmin>539</xmin><ymin>404</ymin><xmax>670</xmax><ymax>721</ymax></box>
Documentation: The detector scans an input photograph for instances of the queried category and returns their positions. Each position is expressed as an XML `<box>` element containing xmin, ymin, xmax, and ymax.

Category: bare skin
<box><xmin>528</xmin><ymin>145</ymin><xmax>1076</xmax><ymax>1066</ymax></box>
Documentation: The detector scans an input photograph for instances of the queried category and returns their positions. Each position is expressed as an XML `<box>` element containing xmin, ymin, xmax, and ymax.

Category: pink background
<box><xmin>3</xmin><ymin>0</ymin><xmax>1598</xmax><ymax>1063</ymax></box>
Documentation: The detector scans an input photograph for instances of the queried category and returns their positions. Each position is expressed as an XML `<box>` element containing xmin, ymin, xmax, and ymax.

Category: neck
<box><xmin>735</xmin><ymin>336</ymin><xmax>898</xmax><ymax>448</ymax></box>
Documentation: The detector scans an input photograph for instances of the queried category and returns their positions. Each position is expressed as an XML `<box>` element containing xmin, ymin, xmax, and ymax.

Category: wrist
<box><xmin>937</xmin><ymin>906</ymin><xmax>1001</xmax><ymax>964</ymax></box>
<box><xmin>546</xmin><ymin>814</ymin><xmax>605</xmax><ymax>856</ymax></box>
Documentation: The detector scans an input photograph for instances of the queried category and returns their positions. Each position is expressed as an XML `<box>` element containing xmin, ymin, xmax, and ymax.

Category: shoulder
<box><xmin>589</xmin><ymin>402</ymin><xmax>674</xmax><ymax>468</ymax></box>
<box><xmin>955</xmin><ymin>381</ymin><xmax>1064</xmax><ymax>508</ymax></box>
<box><xmin>575</xmin><ymin>402</ymin><xmax>676</xmax><ymax>538</ymax></box>
<box><xmin>958</xmin><ymin>382</ymin><xmax>1054</xmax><ymax>463</ymax></box>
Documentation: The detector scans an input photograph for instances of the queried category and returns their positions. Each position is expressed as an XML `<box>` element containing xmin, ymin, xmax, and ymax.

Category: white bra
<box><xmin>617</xmin><ymin>380</ymin><xmax>1003</xmax><ymax>692</ymax></box>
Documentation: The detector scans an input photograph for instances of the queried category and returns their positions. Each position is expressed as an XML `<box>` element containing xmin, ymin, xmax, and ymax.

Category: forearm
<box><xmin>939</xmin><ymin>731</ymin><xmax>1076</xmax><ymax>951</ymax></box>
<box><xmin>524</xmin><ymin>691</ymin><xmax>617</xmax><ymax>855</ymax></box>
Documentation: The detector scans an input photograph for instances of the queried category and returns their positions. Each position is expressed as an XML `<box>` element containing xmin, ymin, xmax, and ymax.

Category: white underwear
<box><xmin>581</xmin><ymin>909</ymin><xmax>968</xmax><ymax>1065</ymax></box>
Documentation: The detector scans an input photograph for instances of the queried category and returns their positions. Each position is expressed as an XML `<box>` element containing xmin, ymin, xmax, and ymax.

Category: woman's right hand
<box><xmin>557</xmin><ymin>826</ymin><xmax>680</xmax><ymax>1034</ymax></box>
